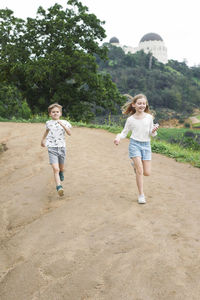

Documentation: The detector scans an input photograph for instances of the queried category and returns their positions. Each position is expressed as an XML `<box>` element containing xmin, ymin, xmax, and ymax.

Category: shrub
<box><xmin>0</xmin><ymin>84</ymin><xmax>31</xmax><ymax>119</ymax></box>
<box><xmin>184</xmin><ymin>122</ymin><xmax>191</xmax><ymax>128</ymax></box>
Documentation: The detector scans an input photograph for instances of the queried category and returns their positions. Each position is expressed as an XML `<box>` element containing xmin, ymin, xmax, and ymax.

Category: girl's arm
<box><xmin>114</xmin><ymin>118</ymin><xmax>130</xmax><ymax>145</ymax></box>
<box><xmin>41</xmin><ymin>129</ymin><xmax>49</xmax><ymax>147</ymax></box>
<box><xmin>150</xmin><ymin>118</ymin><xmax>159</xmax><ymax>137</ymax></box>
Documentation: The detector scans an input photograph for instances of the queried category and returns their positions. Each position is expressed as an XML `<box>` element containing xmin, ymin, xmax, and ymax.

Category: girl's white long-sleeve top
<box><xmin>116</xmin><ymin>113</ymin><xmax>157</xmax><ymax>142</ymax></box>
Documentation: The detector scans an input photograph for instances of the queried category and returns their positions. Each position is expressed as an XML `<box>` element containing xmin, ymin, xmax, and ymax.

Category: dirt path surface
<box><xmin>189</xmin><ymin>116</ymin><xmax>200</xmax><ymax>124</ymax></box>
<box><xmin>0</xmin><ymin>122</ymin><xmax>200</xmax><ymax>300</ymax></box>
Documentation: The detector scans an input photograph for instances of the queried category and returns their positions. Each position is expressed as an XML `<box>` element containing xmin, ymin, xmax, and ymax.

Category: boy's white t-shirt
<box><xmin>45</xmin><ymin>120</ymin><xmax>72</xmax><ymax>147</ymax></box>
<box><xmin>116</xmin><ymin>113</ymin><xmax>157</xmax><ymax>142</ymax></box>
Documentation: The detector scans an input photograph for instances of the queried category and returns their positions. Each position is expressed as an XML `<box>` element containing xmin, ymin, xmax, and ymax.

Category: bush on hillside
<box><xmin>0</xmin><ymin>84</ymin><xmax>31</xmax><ymax>119</ymax></box>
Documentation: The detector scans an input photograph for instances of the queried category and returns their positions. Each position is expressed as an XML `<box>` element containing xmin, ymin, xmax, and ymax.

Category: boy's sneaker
<box><xmin>56</xmin><ymin>185</ymin><xmax>64</xmax><ymax>196</ymax></box>
<box><xmin>138</xmin><ymin>194</ymin><xmax>146</xmax><ymax>204</ymax></box>
<box><xmin>59</xmin><ymin>171</ymin><xmax>64</xmax><ymax>182</ymax></box>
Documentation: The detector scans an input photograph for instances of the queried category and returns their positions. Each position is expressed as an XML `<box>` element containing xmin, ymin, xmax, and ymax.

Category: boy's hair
<box><xmin>121</xmin><ymin>93</ymin><xmax>150</xmax><ymax>115</ymax></box>
<box><xmin>48</xmin><ymin>103</ymin><xmax>62</xmax><ymax>114</ymax></box>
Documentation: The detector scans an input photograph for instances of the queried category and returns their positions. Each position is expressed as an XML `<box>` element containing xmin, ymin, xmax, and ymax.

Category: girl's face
<box><xmin>132</xmin><ymin>98</ymin><xmax>147</xmax><ymax>113</ymax></box>
<box><xmin>50</xmin><ymin>107</ymin><xmax>61</xmax><ymax>120</ymax></box>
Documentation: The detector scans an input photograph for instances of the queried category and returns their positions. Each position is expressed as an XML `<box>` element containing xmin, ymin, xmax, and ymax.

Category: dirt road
<box><xmin>189</xmin><ymin>116</ymin><xmax>200</xmax><ymax>124</ymax></box>
<box><xmin>0</xmin><ymin>122</ymin><xmax>200</xmax><ymax>300</ymax></box>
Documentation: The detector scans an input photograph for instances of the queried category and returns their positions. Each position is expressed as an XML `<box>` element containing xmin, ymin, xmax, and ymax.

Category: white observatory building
<box><xmin>109</xmin><ymin>32</ymin><xmax>168</xmax><ymax>64</ymax></box>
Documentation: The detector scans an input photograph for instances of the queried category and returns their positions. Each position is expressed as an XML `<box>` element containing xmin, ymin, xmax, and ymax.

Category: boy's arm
<box><xmin>41</xmin><ymin>129</ymin><xmax>49</xmax><ymax>147</ymax></box>
<box><xmin>57</xmin><ymin>120</ymin><xmax>71</xmax><ymax>136</ymax></box>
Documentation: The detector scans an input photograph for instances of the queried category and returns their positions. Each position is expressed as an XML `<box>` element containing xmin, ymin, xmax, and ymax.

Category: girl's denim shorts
<box><xmin>129</xmin><ymin>138</ymin><xmax>151</xmax><ymax>160</ymax></box>
<box><xmin>48</xmin><ymin>147</ymin><xmax>66</xmax><ymax>165</ymax></box>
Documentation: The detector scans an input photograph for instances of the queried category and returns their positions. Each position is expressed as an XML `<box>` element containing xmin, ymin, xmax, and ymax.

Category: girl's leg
<box><xmin>132</xmin><ymin>157</ymin><xmax>144</xmax><ymax>195</ymax></box>
<box><xmin>51</xmin><ymin>163</ymin><xmax>61</xmax><ymax>186</ymax></box>
<box><xmin>142</xmin><ymin>160</ymin><xmax>151</xmax><ymax>176</ymax></box>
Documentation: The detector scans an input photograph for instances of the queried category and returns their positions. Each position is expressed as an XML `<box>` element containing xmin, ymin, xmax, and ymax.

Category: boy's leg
<box><xmin>133</xmin><ymin>157</ymin><xmax>144</xmax><ymax>195</ymax></box>
<box><xmin>58</xmin><ymin>147</ymin><xmax>66</xmax><ymax>182</ymax></box>
<box><xmin>48</xmin><ymin>148</ymin><xmax>64</xmax><ymax>196</ymax></box>
<box><xmin>59</xmin><ymin>164</ymin><xmax>64</xmax><ymax>172</ymax></box>
<box><xmin>51</xmin><ymin>163</ymin><xmax>61</xmax><ymax>186</ymax></box>
<box><xmin>51</xmin><ymin>163</ymin><xmax>64</xmax><ymax>196</ymax></box>
<box><xmin>59</xmin><ymin>164</ymin><xmax>65</xmax><ymax>181</ymax></box>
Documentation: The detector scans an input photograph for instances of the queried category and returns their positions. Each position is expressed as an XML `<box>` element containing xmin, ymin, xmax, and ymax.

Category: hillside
<box><xmin>96</xmin><ymin>45</ymin><xmax>200</xmax><ymax>121</ymax></box>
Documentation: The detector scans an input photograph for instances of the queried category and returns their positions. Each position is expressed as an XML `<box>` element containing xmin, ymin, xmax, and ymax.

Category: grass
<box><xmin>0</xmin><ymin>115</ymin><xmax>49</xmax><ymax>123</ymax></box>
<box><xmin>192</xmin><ymin>114</ymin><xmax>200</xmax><ymax>128</ymax></box>
<box><xmin>191</xmin><ymin>114</ymin><xmax>200</xmax><ymax>128</ymax></box>
<box><xmin>0</xmin><ymin>117</ymin><xmax>200</xmax><ymax>168</ymax></box>
<box><xmin>156</xmin><ymin>128</ymin><xmax>200</xmax><ymax>150</ymax></box>
<box><xmin>193</xmin><ymin>123</ymin><xmax>200</xmax><ymax>128</ymax></box>
<box><xmin>157</xmin><ymin>127</ymin><xmax>200</xmax><ymax>136</ymax></box>
<box><xmin>151</xmin><ymin>140</ymin><xmax>200</xmax><ymax>168</ymax></box>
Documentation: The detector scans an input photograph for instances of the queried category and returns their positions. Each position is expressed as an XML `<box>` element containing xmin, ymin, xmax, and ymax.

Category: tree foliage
<box><xmin>97</xmin><ymin>44</ymin><xmax>200</xmax><ymax>114</ymax></box>
<box><xmin>0</xmin><ymin>0</ymin><xmax>123</xmax><ymax>121</ymax></box>
<box><xmin>0</xmin><ymin>84</ymin><xmax>31</xmax><ymax>119</ymax></box>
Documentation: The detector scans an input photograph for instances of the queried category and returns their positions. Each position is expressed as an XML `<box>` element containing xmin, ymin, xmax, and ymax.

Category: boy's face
<box><xmin>49</xmin><ymin>107</ymin><xmax>62</xmax><ymax>120</ymax></box>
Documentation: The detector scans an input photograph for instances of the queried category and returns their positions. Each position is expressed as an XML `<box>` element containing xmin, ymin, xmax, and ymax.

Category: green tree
<box><xmin>97</xmin><ymin>45</ymin><xmax>200</xmax><ymax>115</ymax></box>
<box><xmin>0</xmin><ymin>84</ymin><xmax>31</xmax><ymax>119</ymax></box>
<box><xmin>0</xmin><ymin>1</ymin><xmax>123</xmax><ymax>122</ymax></box>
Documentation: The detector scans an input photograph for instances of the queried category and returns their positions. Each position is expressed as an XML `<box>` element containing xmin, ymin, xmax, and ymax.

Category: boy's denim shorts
<box><xmin>129</xmin><ymin>138</ymin><xmax>151</xmax><ymax>160</ymax></box>
<box><xmin>48</xmin><ymin>147</ymin><xmax>66</xmax><ymax>165</ymax></box>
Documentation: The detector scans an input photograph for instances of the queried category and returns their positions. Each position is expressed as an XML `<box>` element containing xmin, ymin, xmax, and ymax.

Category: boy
<box><xmin>41</xmin><ymin>103</ymin><xmax>72</xmax><ymax>196</ymax></box>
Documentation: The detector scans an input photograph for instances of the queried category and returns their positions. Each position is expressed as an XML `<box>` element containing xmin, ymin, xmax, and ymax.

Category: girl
<box><xmin>114</xmin><ymin>94</ymin><xmax>159</xmax><ymax>204</ymax></box>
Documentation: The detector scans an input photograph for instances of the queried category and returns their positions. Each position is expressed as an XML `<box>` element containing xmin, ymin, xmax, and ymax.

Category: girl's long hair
<box><xmin>122</xmin><ymin>94</ymin><xmax>151</xmax><ymax>115</ymax></box>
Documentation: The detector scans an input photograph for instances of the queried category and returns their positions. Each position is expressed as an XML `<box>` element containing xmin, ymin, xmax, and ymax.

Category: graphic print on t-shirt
<box><xmin>45</xmin><ymin>120</ymin><xmax>71</xmax><ymax>147</ymax></box>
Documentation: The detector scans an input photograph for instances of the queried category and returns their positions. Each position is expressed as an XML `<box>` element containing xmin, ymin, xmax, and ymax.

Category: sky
<box><xmin>1</xmin><ymin>0</ymin><xmax>200</xmax><ymax>67</ymax></box>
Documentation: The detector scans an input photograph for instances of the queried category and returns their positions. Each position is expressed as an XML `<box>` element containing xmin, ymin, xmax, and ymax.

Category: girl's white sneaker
<box><xmin>138</xmin><ymin>194</ymin><xmax>146</xmax><ymax>204</ymax></box>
